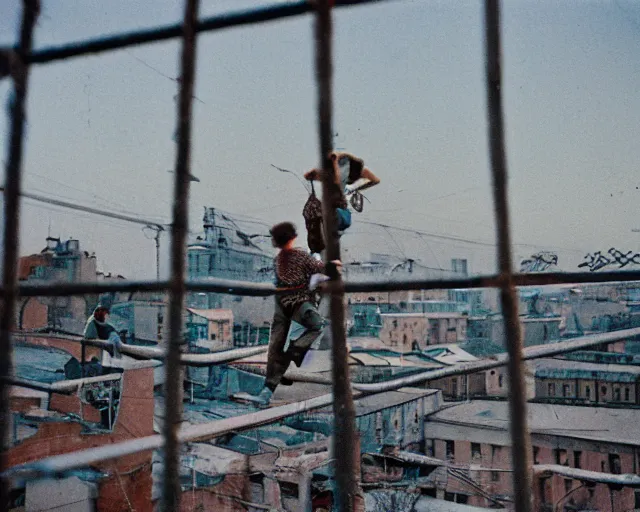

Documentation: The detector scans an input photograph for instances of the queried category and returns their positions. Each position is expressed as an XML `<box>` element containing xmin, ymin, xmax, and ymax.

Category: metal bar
<box><xmin>314</xmin><ymin>1</ymin><xmax>358</xmax><ymax>510</ymax></box>
<box><xmin>352</xmin><ymin>327</ymin><xmax>640</xmax><ymax>392</ymax></box>
<box><xmin>484</xmin><ymin>2</ymin><xmax>532</xmax><ymax>508</ymax></box>
<box><xmin>5</xmin><ymin>374</ymin><xmax>121</xmax><ymax>395</ymax></box>
<box><xmin>26</xmin><ymin>0</ymin><xmax>395</xmax><ymax>66</ymax></box>
<box><xmin>0</xmin><ymin>0</ymin><xmax>39</xmax><ymax>506</ymax></box>
<box><xmin>162</xmin><ymin>0</ymin><xmax>199</xmax><ymax>508</ymax></box>
<box><xmin>14</xmin><ymin>332</ymin><xmax>268</xmax><ymax>365</ymax></box>
<box><xmin>8</xmin><ymin>270</ymin><xmax>640</xmax><ymax>298</ymax></box>
<box><xmin>0</xmin><ymin>186</ymin><xmax>165</xmax><ymax>229</ymax></box>
<box><xmin>6</xmin><ymin>327</ymin><xmax>640</xmax><ymax>482</ymax></box>
<box><xmin>533</xmin><ymin>464</ymin><xmax>640</xmax><ymax>487</ymax></box>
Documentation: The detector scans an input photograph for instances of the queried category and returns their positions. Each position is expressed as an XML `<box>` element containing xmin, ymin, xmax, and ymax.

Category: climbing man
<box><xmin>302</xmin><ymin>151</ymin><xmax>380</xmax><ymax>252</ymax></box>
<box><xmin>84</xmin><ymin>304</ymin><xmax>123</xmax><ymax>357</ymax></box>
<box><xmin>237</xmin><ymin>221</ymin><xmax>341</xmax><ymax>407</ymax></box>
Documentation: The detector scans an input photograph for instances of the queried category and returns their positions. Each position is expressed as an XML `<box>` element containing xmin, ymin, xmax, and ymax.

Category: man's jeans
<box><xmin>265</xmin><ymin>300</ymin><xmax>324</xmax><ymax>391</ymax></box>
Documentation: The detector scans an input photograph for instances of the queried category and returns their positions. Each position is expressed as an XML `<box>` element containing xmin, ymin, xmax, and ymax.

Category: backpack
<box><xmin>302</xmin><ymin>182</ymin><xmax>325</xmax><ymax>253</ymax></box>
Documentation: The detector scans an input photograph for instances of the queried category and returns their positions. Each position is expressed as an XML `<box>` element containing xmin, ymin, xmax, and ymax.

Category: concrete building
<box><xmin>424</xmin><ymin>400</ymin><xmax>640</xmax><ymax>511</ymax></box>
<box><xmin>468</xmin><ymin>314</ymin><xmax>561</xmax><ymax>349</ymax></box>
<box><xmin>185</xmin><ymin>308</ymin><xmax>234</xmax><ymax>350</ymax></box>
<box><xmin>379</xmin><ymin>312</ymin><xmax>468</xmax><ymax>351</ymax></box>
<box><xmin>17</xmin><ymin>237</ymin><xmax>124</xmax><ymax>334</ymax></box>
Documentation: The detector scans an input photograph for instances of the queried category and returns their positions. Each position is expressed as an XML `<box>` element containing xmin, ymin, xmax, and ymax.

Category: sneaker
<box><xmin>233</xmin><ymin>387</ymin><xmax>273</xmax><ymax>408</ymax></box>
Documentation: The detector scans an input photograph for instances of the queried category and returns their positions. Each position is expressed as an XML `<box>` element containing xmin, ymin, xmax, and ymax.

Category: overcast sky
<box><xmin>1</xmin><ymin>0</ymin><xmax>640</xmax><ymax>280</ymax></box>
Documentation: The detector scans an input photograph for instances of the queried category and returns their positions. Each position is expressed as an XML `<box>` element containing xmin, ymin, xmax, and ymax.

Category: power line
<box><xmin>0</xmin><ymin>187</ymin><xmax>167</xmax><ymax>228</ymax></box>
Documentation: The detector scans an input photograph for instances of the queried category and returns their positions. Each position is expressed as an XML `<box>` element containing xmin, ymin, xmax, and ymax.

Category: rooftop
<box><xmin>528</xmin><ymin>357</ymin><xmax>640</xmax><ymax>382</ymax></box>
<box><xmin>427</xmin><ymin>400</ymin><xmax>640</xmax><ymax>445</ymax></box>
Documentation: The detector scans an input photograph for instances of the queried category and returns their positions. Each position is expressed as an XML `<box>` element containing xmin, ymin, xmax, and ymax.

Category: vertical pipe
<box><xmin>314</xmin><ymin>1</ymin><xmax>357</xmax><ymax>510</ymax></box>
<box><xmin>483</xmin><ymin>1</ymin><xmax>532</xmax><ymax>511</ymax></box>
<box><xmin>162</xmin><ymin>0</ymin><xmax>200</xmax><ymax>510</ymax></box>
<box><xmin>0</xmin><ymin>1</ymin><xmax>39</xmax><ymax>506</ymax></box>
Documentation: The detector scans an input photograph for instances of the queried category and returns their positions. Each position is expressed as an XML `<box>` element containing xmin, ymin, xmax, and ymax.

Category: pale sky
<box><xmin>1</xmin><ymin>0</ymin><xmax>640</xmax><ymax>280</ymax></box>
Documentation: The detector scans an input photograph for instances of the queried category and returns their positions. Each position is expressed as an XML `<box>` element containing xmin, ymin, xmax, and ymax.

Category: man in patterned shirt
<box><xmin>240</xmin><ymin>221</ymin><xmax>340</xmax><ymax>407</ymax></box>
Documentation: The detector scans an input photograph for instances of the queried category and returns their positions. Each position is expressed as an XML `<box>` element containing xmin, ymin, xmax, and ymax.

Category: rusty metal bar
<box><xmin>8</xmin><ymin>270</ymin><xmax>640</xmax><ymax>298</ymax></box>
<box><xmin>0</xmin><ymin>0</ymin><xmax>39</xmax><ymax>506</ymax></box>
<box><xmin>483</xmin><ymin>1</ymin><xmax>532</xmax><ymax>511</ymax></box>
<box><xmin>314</xmin><ymin>1</ymin><xmax>358</xmax><ymax>510</ymax></box>
<box><xmin>161</xmin><ymin>0</ymin><xmax>200</xmax><ymax>509</ymax></box>
<box><xmin>26</xmin><ymin>0</ymin><xmax>395</xmax><ymax>66</ymax></box>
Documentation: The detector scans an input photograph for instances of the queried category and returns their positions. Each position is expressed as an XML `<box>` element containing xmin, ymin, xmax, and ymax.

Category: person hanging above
<box><xmin>302</xmin><ymin>151</ymin><xmax>380</xmax><ymax>253</ymax></box>
<box><xmin>234</xmin><ymin>221</ymin><xmax>341</xmax><ymax>407</ymax></box>
<box><xmin>84</xmin><ymin>304</ymin><xmax>123</xmax><ymax>358</ymax></box>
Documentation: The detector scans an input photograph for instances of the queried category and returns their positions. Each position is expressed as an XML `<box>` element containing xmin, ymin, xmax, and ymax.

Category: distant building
<box><xmin>17</xmin><ymin>237</ymin><xmax>117</xmax><ymax>333</ymax></box>
<box><xmin>424</xmin><ymin>400</ymin><xmax>640</xmax><ymax>511</ymax></box>
<box><xmin>186</xmin><ymin>207</ymin><xmax>274</xmax><ymax>326</ymax></box>
<box><xmin>379</xmin><ymin>312</ymin><xmax>468</xmax><ymax>351</ymax></box>
<box><xmin>468</xmin><ymin>314</ymin><xmax>561</xmax><ymax>348</ymax></box>
<box><xmin>186</xmin><ymin>308</ymin><xmax>234</xmax><ymax>350</ymax></box>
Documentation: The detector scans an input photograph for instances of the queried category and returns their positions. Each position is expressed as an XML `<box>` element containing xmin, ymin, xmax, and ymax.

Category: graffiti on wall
<box><xmin>578</xmin><ymin>248</ymin><xmax>640</xmax><ymax>272</ymax></box>
<box><xmin>520</xmin><ymin>252</ymin><xmax>558</xmax><ymax>273</ymax></box>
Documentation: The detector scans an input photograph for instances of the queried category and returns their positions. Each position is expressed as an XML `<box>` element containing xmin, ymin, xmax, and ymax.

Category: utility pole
<box><xmin>143</xmin><ymin>224</ymin><xmax>165</xmax><ymax>344</ymax></box>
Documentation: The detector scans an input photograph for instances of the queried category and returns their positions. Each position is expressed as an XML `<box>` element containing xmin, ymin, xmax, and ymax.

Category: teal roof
<box><xmin>536</xmin><ymin>368</ymin><xmax>637</xmax><ymax>383</ymax></box>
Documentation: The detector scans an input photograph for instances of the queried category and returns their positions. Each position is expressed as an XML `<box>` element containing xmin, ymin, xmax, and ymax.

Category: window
<box><xmin>574</xmin><ymin>451</ymin><xmax>582</xmax><ymax>469</ymax></box>
<box><xmin>445</xmin><ymin>440</ymin><xmax>455</xmax><ymax>459</ymax></box>
<box><xmin>279</xmin><ymin>481</ymin><xmax>299</xmax><ymax>499</ymax></box>
<box><xmin>615</xmin><ymin>388</ymin><xmax>621</xmax><ymax>402</ymax></box>
<box><xmin>444</xmin><ymin>492</ymin><xmax>455</xmax><ymax>502</ymax></box>
<box><xmin>609</xmin><ymin>454</ymin><xmax>621</xmax><ymax>474</ymax></box>
<box><xmin>210</xmin><ymin>333</ymin><xmax>216</xmax><ymax>340</ymax></box>
<box><xmin>491</xmin><ymin>444</ymin><xmax>500</xmax><ymax>458</ymax></box>
<box><xmin>554</xmin><ymin>449</ymin><xmax>567</xmax><ymax>465</ymax></box>
<box><xmin>452</xmin><ymin>378</ymin><xmax>458</xmax><ymax>397</ymax></box>
<box><xmin>585</xmin><ymin>385</ymin><xmax>591</xmax><ymax>400</ymax></box>
<box><xmin>625</xmin><ymin>387</ymin><xmax>631</xmax><ymax>402</ymax></box>
<box><xmin>601</xmin><ymin>385</ymin><xmax>607</xmax><ymax>396</ymax></box>
<box><xmin>562</xmin><ymin>384</ymin><xmax>570</xmax><ymax>397</ymax></box>
<box><xmin>533</xmin><ymin>446</ymin><xmax>540</xmax><ymax>464</ymax></box>
<box><xmin>471</xmin><ymin>443</ymin><xmax>482</xmax><ymax>459</ymax></box>
<box><xmin>457</xmin><ymin>494</ymin><xmax>469</xmax><ymax>504</ymax></box>
<box><xmin>548</xmin><ymin>383</ymin><xmax>556</xmax><ymax>396</ymax></box>
<box><xmin>491</xmin><ymin>471</ymin><xmax>500</xmax><ymax>482</ymax></box>
<box><xmin>635</xmin><ymin>490</ymin><xmax>640</xmax><ymax>509</ymax></box>
<box><xmin>498</xmin><ymin>374</ymin><xmax>504</xmax><ymax>388</ymax></box>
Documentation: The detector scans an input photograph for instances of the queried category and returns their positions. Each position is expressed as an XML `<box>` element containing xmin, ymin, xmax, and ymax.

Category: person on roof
<box><xmin>84</xmin><ymin>304</ymin><xmax>123</xmax><ymax>357</ymax></box>
<box><xmin>303</xmin><ymin>151</ymin><xmax>380</xmax><ymax>251</ymax></box>
<box><xmin>238</xmin><ymin>222</ymin><xmax>340</xmax><ymax>407</ymax></box>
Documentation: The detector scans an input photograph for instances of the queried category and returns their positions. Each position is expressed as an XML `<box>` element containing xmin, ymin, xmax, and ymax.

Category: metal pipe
<box><xmin>4</xmin><ymin>373</ymin><xmax>121</xmax><ymax>395</ymax></box>
<box><xmin>314</xmin><ymin>1</ymin><xmax>357</xmax><ymax>510</ymax></box>
<box><xmin>483</xmin><ymin>1</ymin><xmax>532</xmax><ymax>511</ymax></box>
<box><xmin>14</xmin><ymin>332</ymin><xmax>268</xmax><ymax>365</ymax></box>
<box><xmin>534</xmin><ymin>464</ymin><xmax>640</xmax><ymax>488</ymax></box>
<box><xmin>26</xmin><ymin>1</ymin><xmax>395</xmax><ymax>66</ymax></box>
<box><xmin>0</xmin><ymin>1</ymin><xmax>39</xmax><ymax>506</ymax></box>
<box><xmin>161</xmin><ymin>0</ymin><xmax>199</xmax><ymax>508</ymax></box>
<box><xmin>7</xmin><ymin>270</ymin><xmax>640</xmax><ymax>299</ymax></box>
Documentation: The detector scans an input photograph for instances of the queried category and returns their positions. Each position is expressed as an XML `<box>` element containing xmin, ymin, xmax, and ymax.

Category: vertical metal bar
<box><xmin>162</xmin><ymin>0</ymin><xmax>200</xmax><ymax>509</ymax></box>
<box><xmin>483</xmin><ymin>1</ymin><xmax>532</xmax><ymax>511</ymax></box>
<box><xmin>0</xmin><ymin>0</ymin><xmax>39</xmax><ymax>506</ymax></box>
<box><xmin>314</xmin><ymin>1</ymin><xmax>358</xmax><ymax>511</ymax></box>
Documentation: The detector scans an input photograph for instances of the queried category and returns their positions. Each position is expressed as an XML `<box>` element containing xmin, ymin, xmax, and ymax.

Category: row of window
<box><xmin>547</xmin><ymin>382</ymin><xmax>633</xmax><ymax>402</ymax></box>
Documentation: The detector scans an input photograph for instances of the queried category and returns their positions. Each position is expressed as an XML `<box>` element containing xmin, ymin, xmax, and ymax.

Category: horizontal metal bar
<box><xmin>15</xmin><ymin>333</ymin><xmax>267</xmax><ymax>366</ymax></box>
<box><xmin>0</xmin><ymin>187</ymin><xmax>165</xmax><ymax>229</ymax></box>
<box><xmin>534</xmin><ymin>464</ymin><xmax>640</xmax><ymax>487</ymax></box>
<box><xmin>6</xmin><ymin>327</ymin><xmax>639</xmax><ymax>482</ymax></box>
<box><xmin>5</xmin><ymin>373</ymin><xmax>121</xmax><ymax>395</ymax></box>
<box><xmin>351</xmin><ymin>327</ymin><xmax>640</xmax><ymax>393</ymax></box>
<box><xmin>9</xmin><ymin>271</ymin><xmax>640</xmax><ymax>299</ymax></box>
<box><xmin>27</xmin><ymin>0</ymin><xmax>394</xmax><ymax>66</ymax></box>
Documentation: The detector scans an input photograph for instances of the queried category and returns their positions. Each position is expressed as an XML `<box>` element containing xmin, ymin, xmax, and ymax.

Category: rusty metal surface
<box><xmin>483</xmin><ymin>1</ymin><xmax>532</xmax><ymax>511</ymax></box>
<box><xmin>161</xmin><ymin>0</ymin><xmax>200</xmax><ymax>509</ymax></box>
<box><xmin>0</xmin><ymin>0</ymin><xmax>40</xmax><ymax>506</ymax></box>
<box><xmin>314</xmin><ymin>1</ymin><xmax>358</xmax><ymax>510</ymax></box>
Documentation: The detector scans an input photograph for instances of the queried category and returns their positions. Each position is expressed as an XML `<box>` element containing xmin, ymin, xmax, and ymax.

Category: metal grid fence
<box><xmin>2</xmin><ymin>1</ymin><xmax>639</xmax><ymax>511</ymax></box>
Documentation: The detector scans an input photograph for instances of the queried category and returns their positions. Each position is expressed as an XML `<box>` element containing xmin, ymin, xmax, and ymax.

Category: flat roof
<box><xmin>427</xmin><ymin>400</ymin><xmax>640</xmax><ymax>445</ymax></box>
